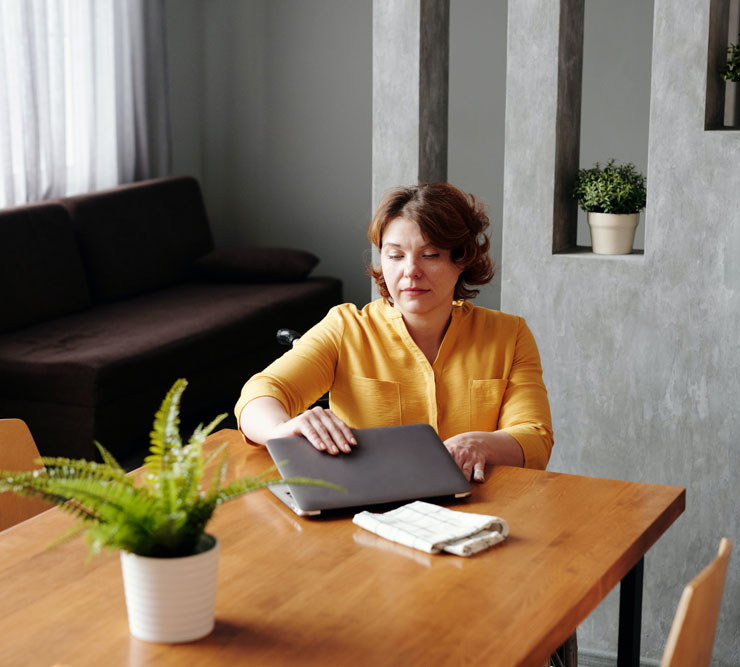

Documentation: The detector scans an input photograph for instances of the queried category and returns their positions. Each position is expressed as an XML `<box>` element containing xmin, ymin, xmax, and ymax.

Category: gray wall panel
<box><xmin>504</xmin><ymin>1</ymin><xmax>739</xmax><ymax>663</ymax></box>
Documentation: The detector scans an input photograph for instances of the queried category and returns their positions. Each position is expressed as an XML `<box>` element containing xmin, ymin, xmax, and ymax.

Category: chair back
<box><xmin>660</xmin><ymin>537</ymin><xmax>732</xmax><ymax>667</ymax></box>
<box><xmin>0</xmin><ymin>419</ymin><xmax>52</xmax><ymax>531</ymax></box>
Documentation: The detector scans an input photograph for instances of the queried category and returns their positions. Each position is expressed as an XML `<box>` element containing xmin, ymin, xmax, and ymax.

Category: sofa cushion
<box><xmin>0</xmin><ymin>202</ymin><xmax>91</xmax><ymax>333</ymax></box>
<box><xmin>0</xmin><ymin>277</ymin><xmax>342</xmax><ymax>408</ymax></box>
<box><xmin>192</xmin><ymin>247</ymin><xmax>320</xmax><ymax>282</ymax></box>
<box><xmin>62</xmin><ymin>176</ymin><xmax>214</xmax><ymax>302</ymax></box>
<box><xmin>0</xmin><ymin>276</ymin><xmax>343</xmax><ymax>460</ymax></box>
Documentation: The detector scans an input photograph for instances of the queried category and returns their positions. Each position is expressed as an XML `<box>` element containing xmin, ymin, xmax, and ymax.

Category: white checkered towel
<box><xmin>353</xmin><ymin>501</ymin><xmax>509</xmax><ymax>557</ymax></box>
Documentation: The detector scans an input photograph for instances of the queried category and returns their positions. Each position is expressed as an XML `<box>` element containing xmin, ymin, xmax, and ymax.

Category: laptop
<box><xmin>265</xmin><ymin>423</ymin><xmax>472</xmax><ymax>516</ymax></box>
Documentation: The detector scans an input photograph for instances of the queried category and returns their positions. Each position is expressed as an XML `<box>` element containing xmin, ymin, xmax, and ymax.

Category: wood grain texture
<box><xmin>0</xmin><ymin>429</ymin><xmax>685</xmax><ymax>667</ymax></box>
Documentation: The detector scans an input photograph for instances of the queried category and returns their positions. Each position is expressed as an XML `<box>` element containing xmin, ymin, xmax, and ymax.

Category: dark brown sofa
<box><xmin>0</xmin><ymin>176</ymin><xmax>342</xmax><ymax>463</ymax></box>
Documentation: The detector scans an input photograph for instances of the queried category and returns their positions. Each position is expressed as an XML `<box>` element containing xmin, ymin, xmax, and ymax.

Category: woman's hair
<box><xmin>367</xmin><ymin>182</ymin><xmax>495</xmax><ymax>301</ymax></box>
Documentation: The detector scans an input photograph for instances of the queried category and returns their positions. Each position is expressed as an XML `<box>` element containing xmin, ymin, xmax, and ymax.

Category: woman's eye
<box><xmin>422</xmin><ymin>253</ymin><xmax>440</xmax><ymax>259</ymax></box>
<box><xmin>387</xmin><ymin>255</ymin><xmax>403</xmax><ymax>260</ymax></box>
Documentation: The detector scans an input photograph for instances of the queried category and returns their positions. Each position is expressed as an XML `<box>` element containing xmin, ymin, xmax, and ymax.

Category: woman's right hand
<box><xmin>240</xmin><ymin>397</ymin><xmax>356</xmax><ymax>453</ymax></box>
<box><xmin>268</xmin><ymin>406</ymin><xmax>357</xmax><ymax>455</ymax></box>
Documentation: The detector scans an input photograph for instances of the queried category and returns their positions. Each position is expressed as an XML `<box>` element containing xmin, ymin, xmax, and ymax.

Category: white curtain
<box><xmin>0</xmin><ymin>0</ymin><xmax>170</xmax><ymax>208</ymax></box>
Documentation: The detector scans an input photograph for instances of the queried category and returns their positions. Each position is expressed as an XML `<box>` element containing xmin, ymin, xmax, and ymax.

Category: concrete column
<box><xmin>504</xmin><ymin>0</ymin><xmax>740</xmax><ymax>662</ymax></box>
<box><xmin>371</xmin><ymin>0</ymin><xmax>449</xmax><ymax>298</ymax></box>
<box><xmin>371</xmin><ymin>0</ymin><xmax>449</xmax><ymax>211</ymax></box>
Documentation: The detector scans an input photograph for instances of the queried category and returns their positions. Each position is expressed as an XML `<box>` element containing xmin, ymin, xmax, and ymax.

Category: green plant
<box><xmin>721</xmin><ymin>35</ymin><xmax>740</xmax><ymax>82</ymax></box>
<box><xmin>0</xmin><ymin>379</ymin><xmax>341</xmax><ymax>558</ymax></box>
<box><xmin>572</xmin><ymin>160</ymin><xmax>647</xmax><ymax>214</ymax></box>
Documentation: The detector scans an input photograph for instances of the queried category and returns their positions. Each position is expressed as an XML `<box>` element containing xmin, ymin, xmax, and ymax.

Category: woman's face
<box><xmin>380</xmin><ymin>217</ymin><xmax>462</xmax><ymax>319</ymax></box>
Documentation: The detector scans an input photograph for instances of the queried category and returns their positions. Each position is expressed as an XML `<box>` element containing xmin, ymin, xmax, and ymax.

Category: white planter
<box><xmin>120</xmin><ymin>535</ymin><xmax>219</xmax><ymax>643</ymax></box>
<box><xmin>587</xmin><ymin>212</ymin><xmax>639</xmax><ymax>255</ymax></box>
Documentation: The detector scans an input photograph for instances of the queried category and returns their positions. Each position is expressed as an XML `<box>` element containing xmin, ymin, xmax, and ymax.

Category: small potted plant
<box><xmin>572</xmin><ymin>159</ymin><xmax>647</xmax><ymax>255</ymax></box>
<box><xmin>720</xmin><ymin>34</ymin><xmax>740</xmax><ymax>83</ymax></box>
<box><xmin>0</xmin><ymin>379</ymin><xmax>340</xmax><ymax>643</ymax></box>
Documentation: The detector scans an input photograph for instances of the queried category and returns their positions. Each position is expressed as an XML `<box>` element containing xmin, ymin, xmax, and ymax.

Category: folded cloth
<box><xmin>353</xmin><ymin>500</ymin><xmax>509</xmax><ymax>557</ymax></box>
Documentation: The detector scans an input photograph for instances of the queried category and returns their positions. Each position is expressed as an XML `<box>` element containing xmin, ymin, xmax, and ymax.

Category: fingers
<box><xmin>458</xmin><ymin>457</ymin><xmax>485</xmax><ymax>483</ymax></box>
<box><xmin>444</xmin><ymin>437</ymin><xmax>486</xmax><ymax>483</ymax></box>
<box><xmin>460</xmin><ymin>459</ymin><xmax>473</xmax><ymax>479</ymax></box>
<box><xmin>288</xmin><ymin>407</ymin><xmax>356</xmax><ymax>455</ymax></box>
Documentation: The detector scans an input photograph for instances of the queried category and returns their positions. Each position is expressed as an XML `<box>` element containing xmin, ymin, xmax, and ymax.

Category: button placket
<box><xmin>391</xmin><ymin>316</ymin><xmax>438</xmax><ymax>429</ymax></box>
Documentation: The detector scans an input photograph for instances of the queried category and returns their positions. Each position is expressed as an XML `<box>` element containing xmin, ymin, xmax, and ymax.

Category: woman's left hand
<box><xmin>443</xmin><ymin>431</ymin><xmax>525</xmax><ymax>482</ymax></box>
<box><xmin>443</xmin><ymin>433</ymin><xmax>488</xmax><ymax>483</ymax></box>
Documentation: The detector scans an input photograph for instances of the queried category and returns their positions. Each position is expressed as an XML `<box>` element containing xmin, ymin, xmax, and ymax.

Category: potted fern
<box><xmin>573</xmin><ymin>159</ymin><xmax>647</xmax><ymax>254</ymax></box>
<box><xmin>0</xmin><ymin>379</ymin><xmax>339</xmax><ymax>643</ymax></box>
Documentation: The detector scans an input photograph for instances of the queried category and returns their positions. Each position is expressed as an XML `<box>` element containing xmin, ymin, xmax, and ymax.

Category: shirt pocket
<box><xmin>347</xmin><ymin>375</ymin><xmax>402</xmax><ymax>428</ymax></box>
<box><xmin>469</xmin><ymin>378</ymin><xmax>509</xmax><ymax>432</ymax></box>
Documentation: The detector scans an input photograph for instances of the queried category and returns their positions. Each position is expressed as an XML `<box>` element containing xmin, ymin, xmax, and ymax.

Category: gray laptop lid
<box><xmin>265</xmin><ymin>423</ymin><xmax>472</xmax><ymax>516</ymax></box>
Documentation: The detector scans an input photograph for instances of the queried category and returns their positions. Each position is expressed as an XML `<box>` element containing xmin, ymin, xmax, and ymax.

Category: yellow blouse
<box><xmin>235</xmin><ymin>299</ymin><xmax>553</xmax><ymax>469</ymax></box>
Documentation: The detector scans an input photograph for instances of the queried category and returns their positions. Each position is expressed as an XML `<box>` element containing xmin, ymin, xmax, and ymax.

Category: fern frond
<box><xmin>154</xmin><ymin>466</ymin><xmax>179</xmax><ymax>516</ymax></box>
<box><xmin>0</xmin><ymin>472</ymin><xmax>74</xmax><ymax>507</ymax></box>
<box><xmin>82</xmin><ymin>511</ymin><xmax>156</xmax><ymax>557</ymax></box>
<box><xmin>207</xmin><ymin>446</ymin><xmax>229</xmax><ymax>495</ymax></box>
<box><xmin>214</xmin><ymin>475</ymin><xmax>344</xmax><ymax>505</ymax></box>
<box><xmin>45</xmin><ymin>477</ymin><xmax>156</xmax><ymax>522</ymax></box>
<box><xmin>54</xmin><ymin>499</ymin><xmax>101</xmax><ymax>524</ymax></box>
<box><xmin>189</xmin><ymin>413</ymin><xmax>228</xmax><ymax>447</ymax></box>
<box><xmin>145</xmin><ymin>378</ymin><xmax>187</xmax><ymax>479</ymax></box>
<box><xmin>203</xmin><ymin>441</ymin><xmax>228</xmax><ymax>470</ymax></box>
<box><xmin>94</xmin><ymin>441</ymin><xmax>124</xmax><ymax>471</ymax></box>
<box><xmin>167</xmin><ymin>496</ymin><xmax>218</xmax><ymax>555</ymax></box>
<box><xmin>171</xmin><ymin>441</ymin><xmax>205</xmax><ymax>508</ymax></box>
<box><xmin>44</xmin><ymin>523</ymin><xmax>87</xmax><ymax>552</ymax></box>
<box><xmin>39</xmin><ymin>456</ymin><xmax>131</xmax><ymax>484</ymax></box>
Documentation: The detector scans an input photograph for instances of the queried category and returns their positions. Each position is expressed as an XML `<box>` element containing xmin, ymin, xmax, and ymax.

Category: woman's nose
<box><xmin>403</xmin><ymin>258</ymin><xmax>421</xmax><ymax>278</ymax></box>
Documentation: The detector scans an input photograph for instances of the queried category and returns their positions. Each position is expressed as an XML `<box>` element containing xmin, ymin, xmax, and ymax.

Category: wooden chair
<box><xmin>660</xmin><ymin>537</ymin><xmax>732</xmax><ymax>667</ymax></box>
<box><xmin>0</xmin><ymin>418</ymin><xmax>53</xmax><ymax>531</ymax></box>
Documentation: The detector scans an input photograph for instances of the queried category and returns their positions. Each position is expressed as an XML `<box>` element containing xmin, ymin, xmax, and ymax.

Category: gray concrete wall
<box><xmin>165</xmin><ymin>0</ymin><xmax>510</xmax><ymax>309</ymax></box>
<box><xmin>164</xmin><ymin>0</ymin><xmax>651</xmax><ymax>310</ymax></box>
<box><xmin>165</xmin><ymin>0</ymin><xmax>205</xmax><ymax>183</ymax></box>
<box><xmin>503</xmin><ymin>1</ymin><xmax>739</xmax><ymax>664</ymax></box>
<box><xmin>167</xmin><ymin>0</ymin><xmax>373</xmax><ymax>307</ymax></box>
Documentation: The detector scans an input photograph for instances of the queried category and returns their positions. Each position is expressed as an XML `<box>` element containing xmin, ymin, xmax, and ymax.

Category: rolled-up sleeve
<box><xmin>234</xmin><ymin>307</ymin><xmax>345</xmax><ymax>439</ymax></box>
<box><xmin>497</xmin><ymin>318</ymin><xmax>553</xmax><ymax>469</ymax></box>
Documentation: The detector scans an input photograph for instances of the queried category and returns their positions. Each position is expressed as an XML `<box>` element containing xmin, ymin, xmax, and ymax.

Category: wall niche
<box><xmin>552</xmin><ymin>0</ymin><xmax>652</xmax><ymax>257</ymax></box>
<box><xmin>705</xmin><ymin>0</ymin><xmax>740</xmax><ymax>130</ymax></box>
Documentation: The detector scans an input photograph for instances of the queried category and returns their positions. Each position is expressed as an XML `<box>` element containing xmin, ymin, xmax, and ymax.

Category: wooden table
<box><xmin>0</xmin><ymin>429</ymin><xmax>685</xmax><ymax>667</ymax></box>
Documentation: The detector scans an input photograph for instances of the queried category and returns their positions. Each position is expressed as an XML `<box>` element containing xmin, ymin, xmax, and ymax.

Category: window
<box><xmin>0</xmin><ymin>0</ymin><xmax>170</xmax><ymax>208</ymax></box>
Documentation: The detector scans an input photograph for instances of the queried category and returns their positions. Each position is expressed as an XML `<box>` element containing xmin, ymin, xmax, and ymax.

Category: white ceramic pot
<box><xmin>587</xmin><ymin>212</ymin><xmax>639</xmax><ymax>254</ymax></box>
<box><xmin>120</xmin><ymin>535</ymin><xmax>219</xmax><ymax>643</ymax></box>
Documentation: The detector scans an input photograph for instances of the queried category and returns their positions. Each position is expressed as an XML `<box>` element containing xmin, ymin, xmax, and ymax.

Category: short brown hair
<box><xmin>368</xmin><ymin>183</ymin><xmax>495</xmax><ymax>300</ymax></box>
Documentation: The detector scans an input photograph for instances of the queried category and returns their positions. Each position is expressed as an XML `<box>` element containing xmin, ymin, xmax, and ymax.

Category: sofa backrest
<box><xmin>0</xmin><ymin>202</ymin><xmax>91</xmax><ymax>333</ymax></box>
<box><xmin>62</xmin><ymin>176</ymin><xmax>215</xmax><ymax>302</ymax></box>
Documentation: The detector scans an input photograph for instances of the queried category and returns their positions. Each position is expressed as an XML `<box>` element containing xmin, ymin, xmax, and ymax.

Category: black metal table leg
<box><xmin>617</xmin><ymin>557</ymin><xmax>644</xmax><ymax>667</ymax></box>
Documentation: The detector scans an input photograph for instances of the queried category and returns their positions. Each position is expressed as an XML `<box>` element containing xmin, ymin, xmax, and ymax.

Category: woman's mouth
<box><xmin>402</xmin><ymin>288</ymin><xmax>430</xmax><ymax>296</ymax></box>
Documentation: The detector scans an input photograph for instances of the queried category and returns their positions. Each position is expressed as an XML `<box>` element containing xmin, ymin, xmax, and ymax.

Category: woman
<box><xmin>236</xmin><ymin>183</ymin><xmax>553</xmax><ymax>481</ymax></box>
